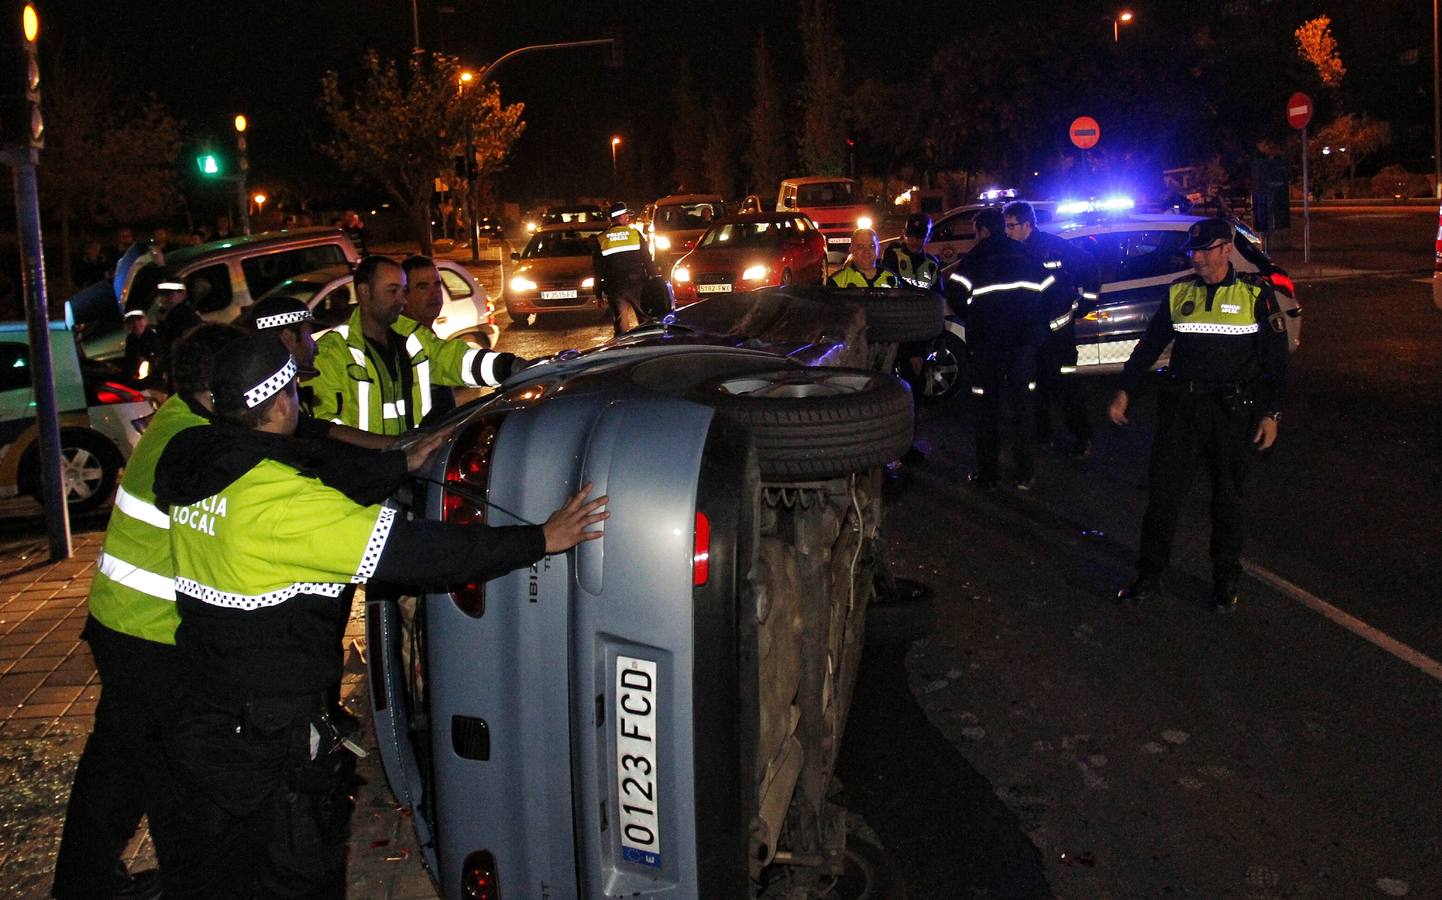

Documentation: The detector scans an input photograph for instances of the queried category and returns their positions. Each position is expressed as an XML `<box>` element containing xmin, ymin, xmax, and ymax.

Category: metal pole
<box><xmin>410</xmin><ymin>0</ymin><xmax>420</xmax><ymax>49</ymax></box>
<box><xmin>236</xmin><ymin>132</ymin><xmax>251</xmax><ymax>235</ymax></box>
<box><xmin>467</xmin><ymin>121</ymin><xmax>481</xmax><ymax>264</ymax></box>
<box><xmin>1434</xmin><ymin>0</ymin><xmax>1440</xmax><ymax>198</ymax></box>
<box><xmin>1302</xmin><ymin>122</ymin><xmax>1311</xmax><ymax>264</ymax></box>
<box><xmin>9</xmin><ymin>151</ymin><xmax>72</xmax><ymax>560</ymax></box>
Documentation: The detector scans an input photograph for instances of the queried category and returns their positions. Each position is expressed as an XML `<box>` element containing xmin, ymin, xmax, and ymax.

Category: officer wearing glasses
<box><xmin>1109</xmin><ymin>218</ymin><xmax>1289</xmax><ymax>613</ymax></box>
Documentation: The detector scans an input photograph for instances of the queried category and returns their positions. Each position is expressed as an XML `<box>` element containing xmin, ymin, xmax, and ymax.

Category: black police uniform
<box><xmin>947</xmin><ymin>234</ymin><xmax>1053</xmax><ymax>485</ymax></box>
<box><xmin>1118</xmin><ymin>262</ymin><xmax>1288</xmax><ymax>602</ymax></box>
<box><xmin>1022</xmin><ymin>229</ymin><xmax>1096</xmax><ymax>454</ymax></box>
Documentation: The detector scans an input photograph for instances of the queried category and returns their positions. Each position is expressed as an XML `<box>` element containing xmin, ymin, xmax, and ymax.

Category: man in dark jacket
<box><xmin>152</xmin><ymin>333</ymin><xmax>607</xmax><ymax>898</ymax></box>
<box><xmin>946</xmin><ymin>208</ymin><xmax>1054</xmax><ymax>490</ymax></box>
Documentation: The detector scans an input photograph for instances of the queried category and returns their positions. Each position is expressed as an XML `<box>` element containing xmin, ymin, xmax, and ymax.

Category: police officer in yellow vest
<box><xmin>827</xmin><ymin>228</ymin><xmax>898</xmax><ymax>288</ymax></box>
<box><xmin>307</xmin><ymin>256</ymin><xmax>528</xmax><ymax>435</ymax></box>
<box><xmin>881</xmin><ymin>214</ymin><xmax>941</xmax><ymax>291</ymax></box>
<box><xmin>151</xmin><ymin>333</ymin><xmax>607</xmax><ymax>898</ymax></box>
<box><xmin>1109</xmin><ymin>218</ymin><xmax>1288</xmax><ymax>613</ymax></box>
<box><xmin>592</xmin><ymin>202</ymin><xmax>658</xmax><ymax>335</ymax></box>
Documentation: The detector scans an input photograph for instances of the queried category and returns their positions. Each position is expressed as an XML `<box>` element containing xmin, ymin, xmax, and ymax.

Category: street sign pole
<box><xmin>1302</xmin><ymin>122</ymin><xmax>1310</xmax><ymax>263</ymax></box>
<box><xmin>6</xmin><ymin>147</ymin><xmax>71</xmax><ymax>560</ymax></box>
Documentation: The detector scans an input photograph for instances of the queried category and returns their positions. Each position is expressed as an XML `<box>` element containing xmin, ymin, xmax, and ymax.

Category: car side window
<box><xmin>240</xmin><ymin>245</ymin><xmax>350</xmax><ymax>298</ymax></box>
<box><xmin>438</xmin><ymin>269</ymin><xmax>472</xmax><ymax>300</ymax></box>
<box><xmin>185</xmin><ymin>263</ymin><xmax>234</xmax><ymax>314</ymax></box>
<box><xmin>0</xmin><ymin>344</ymin><xmax>30</xmax><ymax>393</ymax></box>
<box><xmin>312</xmin><ymin>283</ymin><xmax>356</xmax><ymax>328</ymax></box>
<box><xmin>1115</xmin><ymin>230</ymin><xmax>1190</xmax><ymax>282</ymax></box>
<box><xmin>932</xmin><ymin>213</ymin><xmax>975</xmax><ymax>242</ymax></box>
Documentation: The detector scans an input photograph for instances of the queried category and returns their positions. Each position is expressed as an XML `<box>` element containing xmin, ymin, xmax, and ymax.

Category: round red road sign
<box><xmin>1287</xmin><ymin>92</ymin><xmax>1313</xmax><ymax>130</ymax></box>
<box><xmin>1069</xmin><ymin>116</ymin><xmax>1101</xmax><ymax>150</ymax></box>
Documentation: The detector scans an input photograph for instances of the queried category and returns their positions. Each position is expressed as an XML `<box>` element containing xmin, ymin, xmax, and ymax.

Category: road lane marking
<box><xmin>1243</xmin><ymin>561</ymin><xmax>1442</xmax><ymax>683</ymax></box>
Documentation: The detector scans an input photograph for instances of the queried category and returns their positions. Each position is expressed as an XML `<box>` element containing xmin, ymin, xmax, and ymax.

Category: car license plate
<box><xmin>827</xmin><ymin>236</ymin><xmax>851</xmax><ymax>245</ymax></box>
<box><xmin>697</xmin><ymin>283</ymin><xmax>732</xmax><ymax>293</ymax></box>
<box><xmin>616</xmin><ymin>655</ymin><xmax>661</xmax><ymax>868</ymax></box>
<box><xmin>541</xmin><ymin>289</ymin><xmax>578</xmax><ymax>300</ymax></box>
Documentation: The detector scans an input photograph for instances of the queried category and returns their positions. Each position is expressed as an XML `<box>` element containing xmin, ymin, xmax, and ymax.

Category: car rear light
<box><xmin>460</xmin><ymin>849</ymin><xmax>500</xmax><ymax>900</ymax></box>
<box><xmin>1267</xmin><ymin>271</ymin><xmax>1296</xmax><ymax>298</ymax></box>
<box><xmin>443</xmin><ymin>416</ymin><xmax>504</xmax><ymax>616</ymax></box>
<box><xmin>1434</xmin><ymin>203</ymin><xmax>1442</xmax><ymax>272</ymax></box>
<box><xmin>96</xmin><ymin>380</ymin><xmax>145</xmax><ymax>405</ymax></box>
<box><xmin>693</xmin><ymin>510</ymin><xmax>711</xmax><ymax>586</ymax></box>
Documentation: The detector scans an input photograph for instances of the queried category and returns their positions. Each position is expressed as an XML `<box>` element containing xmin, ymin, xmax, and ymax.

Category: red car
<box><xmin>670</xmin><ymin>213</ymin><xmax>827</xmax><ymax>306</ymax></box>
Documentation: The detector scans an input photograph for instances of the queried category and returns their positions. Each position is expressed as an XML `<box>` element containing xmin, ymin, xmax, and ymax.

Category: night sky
<box><xmin>31</xmin><ymin>0</ymin><xmax>1440</xmax><ymax>213</ymax></box>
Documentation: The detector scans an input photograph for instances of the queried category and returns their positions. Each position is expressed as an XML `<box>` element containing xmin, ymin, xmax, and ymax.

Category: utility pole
<box><xmin>234</xmin><ymin>114</ymin><xmax>251</xmax><ymax>235</ymax></box>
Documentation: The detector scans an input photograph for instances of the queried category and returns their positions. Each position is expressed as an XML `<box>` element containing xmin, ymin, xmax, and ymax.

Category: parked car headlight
<box><xmin>856</xmin><ymin>215</ymin><xmax>874</xmax><ymax>230</ymax></box>
<box><xmin>653</xmin><ymin>235</ymin><xmax>672</xmax><ymax>251</ymax></box>
<box><xmin>741</xmin><ymin>264</ymin><xmax>769</xmax><ymax>281</ymax></box>
<box><xmin>581</xmin><ymin>277</ymin><xmax>594</xmax><ymax>289</ymax></box>
<box><xmin>673</xmin><ymin>266</ymin><xmax>691</xmax><ymax>283</ymax></box>
<box><xmin>509</xmin><ymin>276</ymin><xmax>538</xmax><ymax>292</ymax></box>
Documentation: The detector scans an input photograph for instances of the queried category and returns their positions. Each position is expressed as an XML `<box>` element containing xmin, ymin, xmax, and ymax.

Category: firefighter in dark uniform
<box><xmin>946</xmin><ymin>207</ymin><xmax>1054</xmax><ymax>490</ymax></box>
<box><xmin>1004</xmin><ymin>201</ymin><xmax>1096</xmax><ymax>458</ymax></box>
<box><xmin>592</xmin><ymin>201</ymin><xmax>658</xmax><ymax>335</ymax></box>
<box><xmin>1110</xmin><ymin>218</ymin><xmax>1288</xmax><ymax>612</ymax></box>
<box><xmin>151</xmin><ymin>334</ymin><xmax>608</xmax><ymax>898</ymax></box>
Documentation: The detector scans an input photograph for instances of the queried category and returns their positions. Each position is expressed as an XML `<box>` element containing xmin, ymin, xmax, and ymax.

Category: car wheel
<box><xmin>914</xmin><ymin>330</ymin><xmax>968</xmax><ymax>401</ymax></box>
<box><xmin>856</xmin><ymin>290</ymin><xmax>946</xmax><ymax>343</ymax></box>
<box><xmin>693</xmin><ymin>368</ymin><xmax>913</xmax><ymax>480</ymax></box>
<box><xmin>829</xmin><ymin>828</ymin><xmax>896</xmax><ymax>900</ymax></box>
<box><xmin>507</xmin><ymin>309</ymin><xmax>534</xmax><ymax>329</ymax></box>
<box><xmin>21</xmin><ymin>429</ymin><xmax>121</xmax><ymax>514</ymax></box>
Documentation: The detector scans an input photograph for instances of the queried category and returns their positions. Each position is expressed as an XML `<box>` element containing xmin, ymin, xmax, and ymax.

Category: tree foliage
<box><xmin>797</xmin><ymin>0</ymin><xmax>846</xmax><ymax>176</ymax></box>
<box><xmin>38</xmin><ymin>46</ymin><xmax>183</xmax><ymax>291</ymax></box>
<box><xmin>746</xmin><ymin>34</ymin><xmax>788</xmax><ymax>196</ymax></box>
<box><xmin>702</xmin><ymin>106</ymin><xmax>736</xmax><ymax>196</ymax></box>
<box><xmin>319</xmin><ymin>50</ymin><xmax>524</xmax><ymax>255</ymax></box>
<box><xmin>1311</xmin><ymin>113</ymin><xmax>1390</xmax><ymax>196</ymax></box>
<box><xmin>1295</xmin><ymin>16</ymin><xmax>1345</xmax><ymax>89</ymax></box>
<box><xmin>670</xmin><ymin>64</ymin><xmax>705</xmax><ymax>193</ymax></box>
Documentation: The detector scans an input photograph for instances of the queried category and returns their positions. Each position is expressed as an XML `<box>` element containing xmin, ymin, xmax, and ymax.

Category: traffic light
<box><xmin>0</xmin><ymin>2</ymin><xmax>43</xmax><ymax>150</ymax></box>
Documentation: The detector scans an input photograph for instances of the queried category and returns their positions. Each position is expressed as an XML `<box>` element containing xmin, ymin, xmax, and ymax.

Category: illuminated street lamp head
<box><xmin>234</xmin><ymin>114</ymin><xmax>248</xmax><ymax>133</ymax></box>
<box><xmin>1119</xmin><ymin>10</ymin><xmax>1133</xmax><ymax>22</ymax></box>
<box><xmin>612</xmin><ymin>136</ymin><xmax>621</xmax><ymax>147</ymax></box>
<box><xmin>460</xmin><ymin>70</ymin><xmax>474</xmax><ymax>84</ymax></box>
<box><xmin>23</xmin><ymin>4</ymin><xmax>38</xmax><ymax>42</ymax></box>
<box><xmin>252</xmin><ymin>192</ymin><xmax>267</xmax><ymax>205</ymax></box>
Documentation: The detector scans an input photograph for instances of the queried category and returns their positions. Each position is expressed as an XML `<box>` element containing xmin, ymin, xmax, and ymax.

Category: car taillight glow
<box><xmin>460</xmin><ymin>849</ymin><xmax>500</xmax><ymax>900</ymax></box>
<box><xmin>693</xmin><ymin>511</ymin><xmax>710</xmax><ymax>586</ymax></box>
<box><xmin>1434</xmin><ymin>204</ymin><xmax>1442</xmax><ymax>271</ymax></box>
<box><xmin>444</xmin><ymin>416</ymin><xmax>504</xmax><ymax>616</ymax></box>
<box><xmin>1267</xmin><ymin>271</ymin><xmax>1296</xmax><ymax>298</ymax></box>
<box><xmin>96</xmin><ymin>381</ymin><xmax>145</xmax><ymax>405</ymax></box>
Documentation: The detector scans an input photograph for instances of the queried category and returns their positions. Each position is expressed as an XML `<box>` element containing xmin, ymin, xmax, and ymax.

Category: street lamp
<box><xmin>1114</xmin><ymin>9</ymin><xmax>1134</xmax><ymax>43</ymax></box>
<box><xmin>233</xmin><ymin>114</ymin><xmax>251</xmax><ymax>235</ymax></box>
<box><xmin>252</xmin><ymin>192</ymin><xmax>267</xmax><ymax>220</ymax></box>
<box><xmin>611</xmin><ymin>135</ymin><xmax>621</xmax><ymax>191</ymax></box>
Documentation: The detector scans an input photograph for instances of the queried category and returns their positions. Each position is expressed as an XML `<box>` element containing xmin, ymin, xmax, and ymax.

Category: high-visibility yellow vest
<box><xmin>828</xmin><ymin>265</ymin><xmax>897</xmax><ymax>288</ymax></box>
<box><xmin>1168</xmin><ymin>277</ymin><xmax>1262</xmax><ymax>337</ymax></box>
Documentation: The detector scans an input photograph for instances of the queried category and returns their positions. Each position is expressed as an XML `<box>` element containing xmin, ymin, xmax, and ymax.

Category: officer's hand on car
<box><xmin>1108</xmin><ymin>390</ymin><xmax>1130</xmax><ymax>426</ymax></box>
<box><xmin>542</xmin><ymin>482</ymin><xmax>609</xmax><ymax>553</ymax></box>
<box><xmin>402</xmin><ymin>426</ymin><xmax>454</xmax><ymax>473</ymax></box>
<box><xmin>1252</xmin><ymin>415</ymin><xmax>1279</xmax><ymax>451</ymax></box>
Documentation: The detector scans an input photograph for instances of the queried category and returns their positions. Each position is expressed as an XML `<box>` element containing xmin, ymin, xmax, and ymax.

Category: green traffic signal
<box><xmin>196</xmin><ymin>154</ymin><xmax>221</xmax><ymax>176</ymax></box>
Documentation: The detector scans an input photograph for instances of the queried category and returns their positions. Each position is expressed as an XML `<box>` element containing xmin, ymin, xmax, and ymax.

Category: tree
<box><xmin>670</xmin><ymin>64</ymin><xmax>705</xmax><ymax>193</ymax></box>
<box><xmin>746</xmin><ymin>34</ymin><xmax>788</xmax><ymax>196</ymax></box>
<box><xmin>319</xmin><ymin>50</ymin><xmax>524</xmax><ymax>256</ymax></box>
<box><xmin>1311</xmin><ymin>113</ymin><xmax>1390</xmax><ymax>196</ymax></box>
<box><xmin>1295</xmin><ymin>16</ymin><xmax>1345</xmax><ymax>89</ymax></box>
<box><xmin>797</xmin><ymin>0</ymin><xmax>847</xmax><ymax>176</ymax></box>
<box><xmin>702</xmin><ymin>107</ymin><xmax>736</xmax><ymax>197</ymax></box>
<box><xmin>38</xmin><ymin>46</ymin><xmax>183</xmax><ymax>295</ymax></box>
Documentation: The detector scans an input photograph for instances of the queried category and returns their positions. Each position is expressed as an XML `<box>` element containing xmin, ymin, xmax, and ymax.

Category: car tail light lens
<box><xmin>460</xmin><ymin>849</ymin><xmax>500</xmax><ymax>900</ymax></box>
<box><xmin>1435</xmin><ymin>204</ymin><xmax>1442</xmax><ymax>272</ymax></box>
<box><xmin>96</xmin><ymin>380</ymin><xmax>145</xmax><ymax>405</ymax></box>
<box><xmin>1267</xmin><ymin>271</ymin><xmax>1296</xmax><ymax>298</ymax></box>
<box><xmin>443</xmin><ymin>416</ymin><xmax>505</xmax><ymax>616</ymax></box>
<box><xmin>693</xmin><ymin>511</ymin><xmax>710</xmax><ymax>586</ymax></box>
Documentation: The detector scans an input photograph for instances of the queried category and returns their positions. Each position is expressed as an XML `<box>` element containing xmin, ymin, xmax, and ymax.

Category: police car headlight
<box><xmin>741</xmin><ymin>264</ymin><xmax>769</xmax><ymax>281</ymax></box>
<box><xmin>581</xmin><ymin>277</ymin><xmax>594</xmax><ymax>289</ymax></box>
<box><xmin>673</xmin><ymin>266</ymin><xmax>691</xmax><ymax>283</ymax></box>
<box><xmin>653</xmin><ymin>235</ymin><xmax>671</xmax><ymax>251</ymax></box>
<box><xmin>856</xmin><ymin>215</ymin><xmax>874</xmax><ymax>230</ymax></box>
<box><xmin>509</xmin><ymin>276</ymin><xmax>537</xmax><ymax>292</ymax></box>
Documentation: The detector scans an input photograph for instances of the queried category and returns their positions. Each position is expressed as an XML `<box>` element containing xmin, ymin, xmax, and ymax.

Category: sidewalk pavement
<box><xmin>0</xmin><ymin>532</ymin><xmax>439</xmax><ymax>899</ymax></box>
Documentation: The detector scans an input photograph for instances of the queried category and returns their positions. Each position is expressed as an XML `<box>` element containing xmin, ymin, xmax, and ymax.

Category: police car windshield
<box><xmin>698</xmin><ymin>219</ymin><xmax>800</xmax><ymax>249</ymax></box>
<box><xmin>654</xmin><ymin>203</ymin><xmax>723</xmax><ymax>231</ymax></box>
<box><xmin>796</xmin><ymin>181</ymin><xmax>859</xmax><ymax>207</ymax></box>
<box><xmin>524</xmin><ymin>230</ymin><xmax>601</xmax><ymax>258</ymax></box>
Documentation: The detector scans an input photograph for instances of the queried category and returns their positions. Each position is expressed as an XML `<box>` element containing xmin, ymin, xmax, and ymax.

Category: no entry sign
<box><xmin>1069</xmin><ymin>116</ymin><xmax>1101</xmax><ymax>150</ymax></box>
<box><xmin>1287</xmin><ymin>92</ymin><xmax>1313</xmax><ymax>130</ymax></box>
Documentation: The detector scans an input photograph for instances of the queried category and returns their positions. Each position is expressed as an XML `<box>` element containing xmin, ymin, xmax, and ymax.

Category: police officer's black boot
<box><xmin>1117</xmin><ymin>573</ymin><xmax>1162</xmax><ymax>604</ymax></box>
<box><xmin>1211</xmin><ymin>576</ymin><xmax>1240</xmax><ymax>614</ymax></box>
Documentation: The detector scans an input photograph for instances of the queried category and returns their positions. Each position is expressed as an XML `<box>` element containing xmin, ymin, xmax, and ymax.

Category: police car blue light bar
<box><xmin>1056</xmin><ymin>196</ymin><xmax>1135</xmax><ymax>216</ymax></box>
<box><xmin>978</xmin><ymin>188</ymin><xmax>1018</xmax><ymax>202</ymax></box>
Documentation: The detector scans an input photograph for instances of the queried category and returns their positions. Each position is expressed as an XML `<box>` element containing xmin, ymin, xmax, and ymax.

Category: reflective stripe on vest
<box><xmin>177</xmin><ymin>576</ymin><xmax>350</xmax><ymax>611</ymax></box>
<box><xmin>97</xmin><ymin>551</ymin><xmax>175</xmax><ymax>602</ymax></box>
<box><xmin>895</xmin><ymin>253</ymin><xmax>939</xmax><ymax>289</ymax></box>
<box><xmin>115</xmin><ymin>485</ymin><xmax>170</xmax><ymax>529</ymax></box>
<box><xmin>1049</xmin><ymin>300</ymin><xmax>1079</xmax><ymax>332</ymax></box>
<box><xmin>346</xmin><ymin>343</ymin><xmax>371</xmax><ymax>432</ymax></box>
<box><xmin>1169</xmin><ymin>278</ymin><xmax>1261</xmax><ymax>337</ymax></box>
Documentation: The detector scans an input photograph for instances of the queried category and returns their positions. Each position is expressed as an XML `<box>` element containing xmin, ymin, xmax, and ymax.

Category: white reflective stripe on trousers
<box><xmin>97</xmin><ymin>551</ymin><xmax>175</xmax><ymax>601</ymax></box>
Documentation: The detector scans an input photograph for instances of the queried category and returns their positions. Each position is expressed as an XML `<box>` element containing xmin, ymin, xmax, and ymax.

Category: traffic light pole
<box><xmin>6</xmin><ymin>147</ymin><xmax>71</xmax><ymax>560</ymax></box>
<box><xmin>236</xmin><ymin>131</ymin><xmax>251</xmax><ymax>235</ymax></box>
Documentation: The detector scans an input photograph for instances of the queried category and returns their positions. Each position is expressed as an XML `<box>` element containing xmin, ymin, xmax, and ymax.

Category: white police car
<box><xmin>919</xmin><ymin>204</ymin><xmax>1302</xmax><ymax>399</ymax></box>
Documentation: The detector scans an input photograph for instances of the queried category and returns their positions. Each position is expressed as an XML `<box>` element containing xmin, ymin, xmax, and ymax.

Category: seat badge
<box><xmin>1179</xmin><ymin>300</ymin><xmax>1196</xmax><ymax>316</ymax></box>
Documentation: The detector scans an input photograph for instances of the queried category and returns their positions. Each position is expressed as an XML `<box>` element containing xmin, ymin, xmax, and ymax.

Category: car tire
<box><xmin>20</xmin><ymin>429</ymin><xmax>121</xmax><ymax>514</ymax></box>
<box><xmin>913</xmin><ymin>330</ymin><xmax>968</xmax><ymax>401</ymax></box>
<box><xmin>693</xmin><ymin>367</ymin><xmax>913</xmax><ymax>480</ymax></box>
<box><xmin>507</xmin><ymin>309</ymin><xmax>534</xmax><ymax>329</ymax></box>
<box><xmin>857</xmin><ymin>290</ymin><xmax>946</xmax><ymax>344</ymax></box>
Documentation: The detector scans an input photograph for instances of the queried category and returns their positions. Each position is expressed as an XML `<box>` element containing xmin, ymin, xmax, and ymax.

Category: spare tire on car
<box><xmin>692</xmin><ymin>367</ymin><xmax>913</xmax><ymax>480</ymax></box>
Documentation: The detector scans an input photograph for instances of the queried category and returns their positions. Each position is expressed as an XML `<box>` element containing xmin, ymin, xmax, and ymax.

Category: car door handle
<box><xmin>1095</xmin><ymin>311</ymin><xmax>1111</xmax><ymax>320</ymax></box>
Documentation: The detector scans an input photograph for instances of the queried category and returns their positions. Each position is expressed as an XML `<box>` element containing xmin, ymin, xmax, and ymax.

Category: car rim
<box><xmin>61</xmin><ymin>447</ymin><xmax>104</xmax><ymax>501</ymax></box>
<box><xmin>712</xmin><ymin>370</ymin><xmax>877</xmax><ymax>400</ymax></box>
<box><xmin>923</xmin><ymin>346</ymin><xmax>961</xmax><ymax>397</ymax></box>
